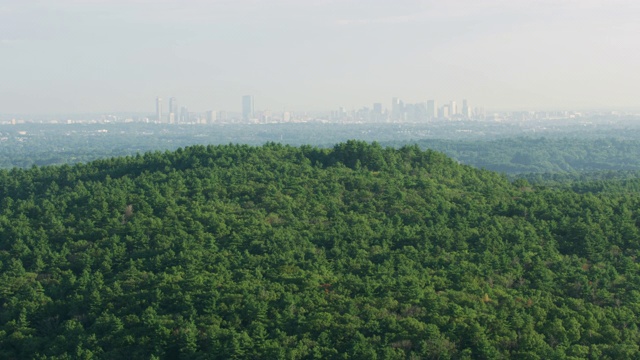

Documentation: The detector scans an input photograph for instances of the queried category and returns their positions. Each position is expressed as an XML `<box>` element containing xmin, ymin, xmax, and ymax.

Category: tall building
<box><xmin>373</xmin><ymin>102</ymin><xmax>382</xmax><ymax>114</ymax></box>
<box><xmin>242</xmin><ymin>95</ymin><xmax>254</xmax><ymax>121</ymax></box>
<box><xmin>391</xmin><ymin>97</ymin><xmax>399</xmax><ymax>112</ymax></box>
<box><xmin>169</xmin><ymin>97</ymin><xmax>177</xmax><ymax>114</ymax></box>
<box><xmin>206</xmin><ymin>110</ymin><xmax>217</xmax><ymax>124</ymax></box>
<box><xmin>449</xmin><ymin>101</ymin><xmax>457</xmax><ymax>117</ymax></box>
<box><xmin>462</xmin><ymin>99</ymin><xmax>471</xmax><ymax>118</ymax></box>
<box><xmin>403</xmin><ymin>103</ymin><xmax>415</xmax><ymax>122</ymax></box>
<box><xmin>391</xmin><ymin>97</ymin><xmax>403</xmax><ymax>121</ymax></box>
<box><xmin>155</xmin><ymin>97</ymin><xmax>163</xmax><ymax>123</ymax></box>
<box><xmin>440</xmin><ymin>104</ymin><xmax>450</xmax><ymax>119</ymax></box>
<box><xmin>391</xmin><ymin>98</ymin><xmax>398</xmax><ymax>120</ymax></box>
<box><xmin>427</xmin><ymin>100</ymin><xmax>437</xmax><ymax>119</ymax></box>
<box><xmin>372</xmin><ymin>103</ymin><xmax>383</xmax><ymax>122</ymax></box>
<box><xmin>415</xmin><ymin>102</ymin><xmax>427</xmax><ymax>122</ymax></box>
<box><xmin>180</xmin><ymin>106</ymin><xmax>189</xmax><ymax>123</ymax></box>
<box><xmin>169</xmin><ymin>97</ymin><xmax>178</xmax><ymax>122</ymax></box>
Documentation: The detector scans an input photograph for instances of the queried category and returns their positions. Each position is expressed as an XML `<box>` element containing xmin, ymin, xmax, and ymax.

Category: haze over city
<box><xmin>1</xmin><ymin>0</ymin><xmax>639</xmax><ymax>114</ymax></box>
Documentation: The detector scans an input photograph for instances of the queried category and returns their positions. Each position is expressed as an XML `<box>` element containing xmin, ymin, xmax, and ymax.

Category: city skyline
<box><xmin>1</xmin><ymin>92</ymin><xmax>637</xmax><ymax>123</ymax></box>
<box><xmin>136</xmin><ymin>93</ymin><xmax>638</xmax><ymax>127</ymax></box>
<box><xmin>1</xmin><ymin>1</ymin><xmax>639</xmax><ymax>114</ymax></box>
<box><xmin>146</xmin><ymin>93</ymin><xmax>636</xmax><ymax>119</ymax></box>
<box><xmin>1</xmin><ymin>90</ymin><xmax>635</xmax><ymax>126</ymax></box>
<box><xmin>149</xmin><ymin>94</ymin><xmax>486</xmax><ymax>123</ymax></box>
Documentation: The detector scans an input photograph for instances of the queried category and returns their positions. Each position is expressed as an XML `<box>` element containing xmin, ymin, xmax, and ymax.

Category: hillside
<box><xmin>2</xmin><ymin>141</ymin><xmax>640</xmax><ymax>359</ymax></box>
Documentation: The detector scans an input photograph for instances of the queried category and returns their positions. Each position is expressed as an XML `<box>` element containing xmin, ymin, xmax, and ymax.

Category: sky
<box><xmin>1</xmin><ymin>0</ymin><xmax>639</xmax><ymax>114</ymax></box>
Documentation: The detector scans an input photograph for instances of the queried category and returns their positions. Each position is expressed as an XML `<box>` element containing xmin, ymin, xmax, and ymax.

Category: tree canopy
<box><xmin>2</xmin><ymin>141</ymin><xmax>640</xmax><ymax>359</ymax></box>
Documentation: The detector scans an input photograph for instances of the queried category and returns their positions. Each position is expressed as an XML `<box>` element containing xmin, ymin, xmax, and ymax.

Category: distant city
<box><xmin>1</xmin><ymin>95</ymin><xmax>638</xmax><ymax>125</ymax></box>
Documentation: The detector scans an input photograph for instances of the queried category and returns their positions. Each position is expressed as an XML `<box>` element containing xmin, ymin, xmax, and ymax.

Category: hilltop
<box><xmin>1</xmin><ymin>141</ymin><xmax>640</xmax><ymax>359</ymax></box>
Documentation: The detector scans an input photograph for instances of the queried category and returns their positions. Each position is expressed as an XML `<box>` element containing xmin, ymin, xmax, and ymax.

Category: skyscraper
<box><xmin>169</xmin><ymin>97</ymin><xmax>177</xmax><ymax>123</ymax></box>
<box><xmin>373</xmin><ymin>103</ymin><xmax>383</xmax><ymax>122</ymax></box>
<box><xmin>206</xmin><ymin>110</ymin><xmax>217</xmax><ymax>124</ymax></box>
<box><xmin>449</xmin><ymin>101</ymin><xmax>457</xmax><ymax>117</ymax></box>
<box><xmin>391</xmin><ymin>97</ymin><xmax>403</xmax><ymax>121</ymax></box>
<box><xmin>462</xmin><ymin>99</ymin><xmax>471</xmax><ymax>118</ymax></box>
<box><xmin>155</xmin><ymin>97</ymin><xmax>163</xmax><ymax>123</ymax></box>
<box><xmin>180</xmin><ymin>107</ymin><xmax>189</xmax><ymax>123</ymax></box>
<box><xmin>427</xmin><ymin>100</ymin><xmax>437</xmax><ymax>119</ymax></box>
<box><xmin>440</xmin><ymin>104</ymin><xmax>450</xmax><ymax>119</ymax></box>
<box><xmin>373</xmin><ymin>102</ymin><xmax>382</xmax><ymax>114</ymax></box>
<box><xmin>242</xmin><ymin>95</ymin><xmax>254</xmax><ymax>121</ymax></box>
<box><xmin>415</xmin><ymin>102</ymin><xmax>427</xmax><ymax>122</ymax></box>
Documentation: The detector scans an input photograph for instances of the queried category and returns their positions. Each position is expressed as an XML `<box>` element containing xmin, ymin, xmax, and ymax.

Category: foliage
<box><xmin>2</xmin><ymin>141</ymin><xmax>640</xmax><ymax>358</ymax></box>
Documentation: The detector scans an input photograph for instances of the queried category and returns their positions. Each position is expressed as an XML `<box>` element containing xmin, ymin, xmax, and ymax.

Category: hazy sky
<box><xmin>1</xmin><ymin>0</ymin><xmax>639</xmax><ymax>114</ymax></box>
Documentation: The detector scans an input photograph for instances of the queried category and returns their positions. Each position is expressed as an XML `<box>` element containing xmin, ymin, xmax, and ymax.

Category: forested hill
<box><xmin>2</xmin><ymin>142</ymin><xmax>640</xmax><ymax>359</ymax></box>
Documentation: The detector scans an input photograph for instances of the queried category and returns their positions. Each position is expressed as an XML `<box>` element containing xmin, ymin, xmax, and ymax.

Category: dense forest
<box><xmin>3</xmin><ymin>141</ymin><xmax>640</xmax><ymax>358</ymax></box>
